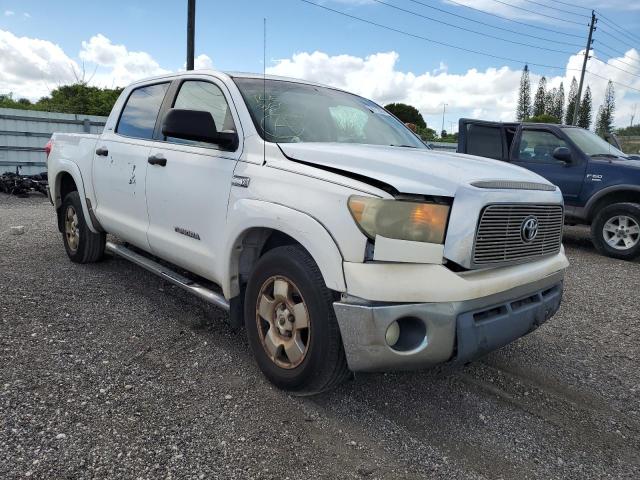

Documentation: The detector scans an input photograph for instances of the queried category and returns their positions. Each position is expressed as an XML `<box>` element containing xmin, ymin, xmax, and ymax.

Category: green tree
<box><xmin>0</xmin><ymin>84</ymin><xmax>123</xmax><ymax>116</ymax></box>
<box><xmin>544</xmin><ymin>87</ymin><xmax>556</xmax><ymax>117</ymax></box>
<box><xmin>565</xmin><ymin>77</ymin><xmax>578</xmax><ymax>125</ymax></box>
<box><xmin>577</xmin><ymin>86</ymin><xmax>592</xmax><ymax>129</ymax></box>
<box><xmin>526</xmin><ymin>113</ymin><xmax>561</xmax><ymax>124</ymax></box>
<box><xmin>616</xmin><ymin>124</ymin><xmax>640</xmax><ymax>136</ymax></box>
<box><xmin>384</xmin><ymin>103</ymin><xmax>426</xmax><ymax>129</ymax></box>
<box><xmin>516</xmin><ymin>64</ymin><xmax>531</xmax><ymax>121</ymax></box>
<box><xmin>416</xmin><ymin>125</ymin><xmax>437</xmax><ymax>141</ymax></box>
<box><xmin>595</xmin><ymin>80</ymin><xmax>616</xmax><ymax>137</ymax></box>
<box><xmin>552</xmin><ymin>82</ymin><xmax>564</xmax><ymax>122</ymax></box>
<box><xmin>532</xmin><ymin>76</ymin><xmax>547</xmax><ymax>117</ymax></box>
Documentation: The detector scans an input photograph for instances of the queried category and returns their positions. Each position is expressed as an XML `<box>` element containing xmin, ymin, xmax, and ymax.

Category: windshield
<box><xmin>562</xmin><ymin>127</ymin><xmax>627</xmax><ymax>158</ymax></box>
<box><xmin>233</xmin><ymin>78</ymin><xmax>426</xmax><ymax>148</ymax></box>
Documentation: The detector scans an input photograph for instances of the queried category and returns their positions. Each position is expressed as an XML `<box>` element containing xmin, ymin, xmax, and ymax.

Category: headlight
<box><xmin>348</xmin><ymin>195</ymin><xmax>450</xmax><ymax>244</ymax></box>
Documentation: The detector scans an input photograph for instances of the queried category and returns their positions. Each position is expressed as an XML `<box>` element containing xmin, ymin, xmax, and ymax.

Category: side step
<box><xmin>105</xmin><ymin>241</ymin><xmax>229</xmax><ymax>311</ymax></box>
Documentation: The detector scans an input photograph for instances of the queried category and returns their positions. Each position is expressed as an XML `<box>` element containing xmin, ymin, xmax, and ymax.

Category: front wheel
<box><xmin>591</xmin><ymin>202</ymin><xmax>640</xmax><ymax>261</ymax></box>
<box><xmin>244</xmin><ymin>245</ymin><xmax>350</xmax><ymax>395</ymax></box>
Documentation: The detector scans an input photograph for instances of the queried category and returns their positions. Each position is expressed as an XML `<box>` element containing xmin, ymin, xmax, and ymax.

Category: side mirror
<box><xmin>553</xmin><ymin>146</ymin><xmax>572</xmax><ymax>163</ymax></box>
<box><xmin>162</xmin><ymin>109</ymin><xmax>238</xmax><ymax>150</ymax></box>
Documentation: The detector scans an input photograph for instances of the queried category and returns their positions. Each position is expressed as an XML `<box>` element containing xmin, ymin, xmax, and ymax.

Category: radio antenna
<box><xmin>263</xmin><ymin>17</ymin><xmax>267</xmax><ymax>165</ymax></box>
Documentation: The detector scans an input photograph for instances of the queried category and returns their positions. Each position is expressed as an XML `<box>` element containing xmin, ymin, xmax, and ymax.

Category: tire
<box><xmin>61</xmin><ymin>191</ymin><xmax>106</xmax><ymax>263</ymax></box>
<box><xmin>244</xmin><ymin>245</ymin><xmax>350</xmax><ymax>395</ymax></box>
<box><xmin>590</xmin><ymin>202</ymin><xmax>640</xmax><ymax>261</ymax></box>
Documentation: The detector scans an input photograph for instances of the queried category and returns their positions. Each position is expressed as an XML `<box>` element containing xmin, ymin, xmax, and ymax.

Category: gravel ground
<box><xmin>1</xmin><ymin>193</ymin><xmax>639</xmax><ymax>480</ymax></box>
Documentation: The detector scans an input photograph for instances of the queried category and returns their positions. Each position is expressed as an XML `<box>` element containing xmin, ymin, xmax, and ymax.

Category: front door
<box><xmin>511</xmin><ymin>127</ymin><xmax>586</xmax><ymax>202</ymax></box>
<box><xmin>92</xmin><ymin>82</ymin><xmax>170</xmax><ymax>249</ymax></box>
<box><xmin>145</xmin><ymin>78</ymin><xmax>243</xmax><ymax>283</ymax></box>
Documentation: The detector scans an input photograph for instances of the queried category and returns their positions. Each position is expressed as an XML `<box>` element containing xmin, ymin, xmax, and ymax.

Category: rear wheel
<box><xmin>244</xmin><ymin>245</ymin><xmax>350</xmax><ymax>395</ymax></box>
<box><xmin>61</xmin><ymin>191</ymin><xmax>106</xmax><ymax>263</ymax></box>
<box><xmin>591</xmin><ymin>202</ymin><xmax>640</xmax><ymax>261</ymax></box>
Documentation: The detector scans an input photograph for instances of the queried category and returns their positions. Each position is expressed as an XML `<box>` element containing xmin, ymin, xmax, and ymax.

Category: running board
<box><xmin>105</xmin><ymin>241</ymin><xmax>230</xmax><ymax>311</ymax></box>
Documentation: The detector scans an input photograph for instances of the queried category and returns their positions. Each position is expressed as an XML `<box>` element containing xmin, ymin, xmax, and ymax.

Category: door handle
<box><xmin>148</xmin><ymin>154</ymin><xmax>167</xmax><ymax>167</ymax></box>
<box><xmin>95</xmin><ymin>147</ymin><xmax>109</xmax><ymax>156</ymax></box>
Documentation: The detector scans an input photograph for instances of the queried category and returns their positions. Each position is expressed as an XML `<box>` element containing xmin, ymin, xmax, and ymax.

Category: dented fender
<box><xmin>223</xmin><ymin>198</ymin><xmax>347</xmax><ymax>298</ymax></box>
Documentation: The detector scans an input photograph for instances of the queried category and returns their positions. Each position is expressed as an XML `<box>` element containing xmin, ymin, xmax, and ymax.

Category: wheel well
<box><xmin>232</xmin><ymin>228</ymin><xmax>301</xmax><ymax>295</ymax></box>
<box><xmin>58</xmin><ymin>172</ymin><xmax>77</xmax><ymax>204</ymax></box>
<box><xmin>588</xmin><ymin>190</ymin><xmax>640</xmax><ymax>221</ymax></box>
<box><xmin>56</xmin><ymin>173</ymin><xmax>78</xmax><ymax>232</ymax></box>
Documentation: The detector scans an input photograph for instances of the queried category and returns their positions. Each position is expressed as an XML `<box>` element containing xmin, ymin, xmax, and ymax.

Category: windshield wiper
<box><xmin>389</xmin><ymin>144</ymin><xmax>417</xmax><ymax>148</ymax></box>
<box><xmin>590</xmin><ymin>153</ymin><xmax>621</xmax><ymax>159</ymax></box>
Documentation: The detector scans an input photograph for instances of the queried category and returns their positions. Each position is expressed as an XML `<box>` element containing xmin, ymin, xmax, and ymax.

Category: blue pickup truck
<box><xmin>457</xmin><ymin>119</ymin><xmax>640</xmax><ymax>260</ymax></box>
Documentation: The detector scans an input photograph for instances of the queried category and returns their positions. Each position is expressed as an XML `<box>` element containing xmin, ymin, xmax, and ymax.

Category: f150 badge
<box><xmin>587</xmin><ymin>174</ymin><xmax>603</xmax><ymax>182</ymax></box>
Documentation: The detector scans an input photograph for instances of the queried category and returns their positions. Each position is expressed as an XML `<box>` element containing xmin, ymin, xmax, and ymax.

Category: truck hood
<box><xmin>278</xmin><ymin>142</ymin><xmax>553</xmax><ymax>197</ymax></box>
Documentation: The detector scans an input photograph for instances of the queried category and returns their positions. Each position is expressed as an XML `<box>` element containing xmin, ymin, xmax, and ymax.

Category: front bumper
<box><xmin>333</xmin><ymin>272</ymin><xmax>563</xmax><ymax>372</ymax></box>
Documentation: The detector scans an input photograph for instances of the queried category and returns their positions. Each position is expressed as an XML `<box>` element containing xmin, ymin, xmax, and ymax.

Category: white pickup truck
<box><xmin>47</xmin><ymin>70</ymin><xmax>568</xmax><ymax>394</ymax></box>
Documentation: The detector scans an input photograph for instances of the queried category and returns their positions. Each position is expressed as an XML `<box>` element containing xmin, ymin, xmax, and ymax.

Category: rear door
<box><xmin>93</xmin><ymin>81</ymin><xmax>170</xmax><ymax>249</ymax></box>
<box><xmin>145</xmin><ymin>76</ymin><xmax>243</xmax><ymax>282</ymax></box>
<box><xmin>511</xmin><ymin>127</ymin><xmax>586</xmax><ymax>201</ymax></box>
<box><xmin>457</xmin><ymin>119</ymin><xmax>517</xmax><ymax>161</ymax></box>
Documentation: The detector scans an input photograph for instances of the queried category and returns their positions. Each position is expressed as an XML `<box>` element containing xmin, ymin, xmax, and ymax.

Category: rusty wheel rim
<box><xmin>64</xmin><ymin>205</ymin><xmax>80</xmax><ymax>252</ymax></box>
<box><xmin>255</xmin><ymin>275</ymin><xmax>311</xmax><ymax>369</ymax></box>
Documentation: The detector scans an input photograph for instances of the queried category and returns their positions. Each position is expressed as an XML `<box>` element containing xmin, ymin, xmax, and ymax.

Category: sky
<box><xmin>1</xmin><ymin>0</ymin><xmax>639</xmax><ymax>131</ymax></box>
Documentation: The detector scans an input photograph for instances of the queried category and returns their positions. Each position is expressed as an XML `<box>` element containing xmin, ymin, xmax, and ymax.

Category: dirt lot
<box><xmin>1</xmin><ymin>193</ymin><xmax>639</xmax><ymax>479</ymax></box>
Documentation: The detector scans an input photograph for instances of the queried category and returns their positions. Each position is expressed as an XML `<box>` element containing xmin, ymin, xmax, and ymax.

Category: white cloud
<box><xmin>267</xmin><ymin>50</ymin><xmax>640</xmax><ymax>129</ymax></box>
<box><xmin>0</xmin><ymin>29</ymin><xmax>79</xmax><ymax>99</ymax></box>
<box><xmin>23</xmin><ymin>12</ymin><xmax>30</xmax><ymax>18</ymax></box>
<box><xmin>79</xmin><ymin>34</ymin><xmax>169</xmax><ymax>86</ymax></box>
<box><xmin>4</xmin><ymin>10</ymin><xmax>15</xmax><ymax>16</ymax></box>
<box><xmin>194</xmin><ymin>53</ymin><xmax>213</xmax><ymax>70</ymax></box>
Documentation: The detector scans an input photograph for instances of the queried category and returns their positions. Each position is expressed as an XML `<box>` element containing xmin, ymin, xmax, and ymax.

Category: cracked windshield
<box><xmin>234</xmin><ymin>77</ymin><xmax>426</xmax><ymax>148</ymax></box>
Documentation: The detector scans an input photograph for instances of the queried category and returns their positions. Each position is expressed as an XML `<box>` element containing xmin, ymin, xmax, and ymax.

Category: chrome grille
<box><xmin>473</xmin><ymin>204</ymin><xmax>563</xmax><ymax>266</ymax></box>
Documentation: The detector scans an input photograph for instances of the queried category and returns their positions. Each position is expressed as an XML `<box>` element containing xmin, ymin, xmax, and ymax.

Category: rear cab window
<box><xmin>116</xmin><ymin>82</ymin><xmax>170</xmax><ymax>139</ymax></box>
<box><xmin>465</xmin><ymin>124</ymin><xmax>503</xmax><ymax>160</ymax></box>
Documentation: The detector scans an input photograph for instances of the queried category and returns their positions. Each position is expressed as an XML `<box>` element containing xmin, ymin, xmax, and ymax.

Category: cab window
<box><xmin>517</xmin><ymin>130</ymin><xmax>568</xmax><ymax>163</ymax></box>
<box><xmin>466</xmin><ymin>124</ymin><xmax>503</xmax><ymax>160</ymax></box>
<box><xmin>116</xmin><ymin>83</ymin><xmax>170</xmax><ymax>139</ymax></box>
<box><xmin>166</xmin><ymin>81</ymin><xmax>236</xmax><ymax>148</ymax></box>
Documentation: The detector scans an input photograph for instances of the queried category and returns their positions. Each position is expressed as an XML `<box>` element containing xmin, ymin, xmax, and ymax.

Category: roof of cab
<box><xmin>125</xmin><ymin>69</ymin><xmax>332</xmax><ymax>90</ymax></box>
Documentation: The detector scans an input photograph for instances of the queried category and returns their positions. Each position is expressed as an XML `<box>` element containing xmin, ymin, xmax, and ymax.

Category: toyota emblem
<box><xmin>521</xmin><ymin>216</ymin><xmax>539</xmax><ymax>243</ymax></box>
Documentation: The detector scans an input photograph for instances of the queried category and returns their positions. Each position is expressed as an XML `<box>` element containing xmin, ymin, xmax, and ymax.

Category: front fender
<box><xmin>223</xmin><ymin>198</ymin><xmax>346</xmax><ymax>298</ymax></box>
<box><xmin>583</xmin><ymin>184</ymin><xmax>640</xmax><ymax>219</ymax></box>
<box><xmin>51</xmin><ymin>159</ymin><xmax>99</xmax><ymax>234</ymax></box>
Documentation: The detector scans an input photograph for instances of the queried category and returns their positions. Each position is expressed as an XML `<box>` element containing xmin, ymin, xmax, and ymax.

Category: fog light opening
<box><xmin>387</xmin><ymin>316</ymin><xmax>427</xmax><ymax>352</ymax></box>
<box><xmin>385</xmin><ymin>320</ymin><xmax>400</xmax><ymax>347</ymax></box>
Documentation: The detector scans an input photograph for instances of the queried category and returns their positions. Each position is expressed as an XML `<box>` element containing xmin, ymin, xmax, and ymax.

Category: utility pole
<box><xmin>441</xmin><ymin>103</ymin><xmax>447</xmax><ymax>137</ymax></box>
<box><xmin>572</xmin><ymin>10</ymin><xmax>596</xmax><ymax>126</ymax></box>
<box><xmin>186</xmin><ymin>0</ymin><xmax>196</xmax><ymax>70</ymax></box>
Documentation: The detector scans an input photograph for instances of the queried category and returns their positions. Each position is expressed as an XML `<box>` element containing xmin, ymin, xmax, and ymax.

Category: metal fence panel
<box><xmin>0</xmin><ymin>108</ymin><xmax>107</xmax><ymax>175</ymax></box>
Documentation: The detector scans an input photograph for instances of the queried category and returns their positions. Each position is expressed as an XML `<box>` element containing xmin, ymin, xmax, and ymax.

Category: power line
<box><xmin>596</xmin><ymin>12</ymin><xmax>640</xmax><ymax>45</ymax></box>
<box><xmin>485</xmin><ymin>0</ymin><xmax>589</xmax><ymax>26</ymax></box>
<box><xmin>294</xmin><ymin>0</ymin><xmax>640</xmax><ymax>96</ymax></box>
<box><xmin>404</xmin><ymin>0</ymin><xmax>583</xmax><ymax>47</ymax></box>
<box><xmin>598</xmin><ymin>24</ymin><xmax>640</xmax><ymax>52</ymax></box>
<box><xmin>594</xmin><ymin>46</ymin><xmax>640</xmax><ymax>72</ymax></box>
<box><xmin>295</xmin><ymin>0</ymin><xmax>576</xmax><ymax>71</ymax></box>
<box><xmin>550</xmin><ymin>0</ymin><xmax>591</xmax><ymax>11</ymax></box>
<box><xmin>587</xmin><ymin>70</ymin><xmax>640</xmax><ymax>94</ymax></box>
<box><xmin>517</xmin><ymin>0</ymin><xmax>590</xmax><ymax>18</ymax></box>
<box><xmin>371</xmin><ymin>0</ymin><xmax>577</xmax><ymax>54</ymax></box>
<box><xmin>590</xmin><ymin>56</ymin><xmax>640</xmax><ymax>79</ymax></box>
<box><xmin>595</xmin><ymin>39</ymin><xmax>640</xmax><ymax>64</ymax></box>
<box><xmin>443</xmin><ymin>0</ymin><xmax>583</xmax><ymax>38</ymax></box>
